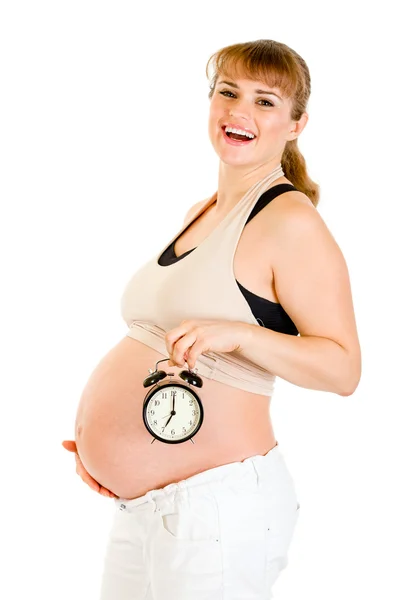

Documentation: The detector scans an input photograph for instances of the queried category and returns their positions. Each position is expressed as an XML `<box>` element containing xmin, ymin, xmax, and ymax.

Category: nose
<box><xmin>228</xmin><ymin>102</ymin><xmax>252</xmax><ymax>122</ymax></box>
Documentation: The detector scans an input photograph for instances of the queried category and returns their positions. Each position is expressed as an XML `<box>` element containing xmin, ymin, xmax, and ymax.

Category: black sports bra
<box><xmin>158</xmin><ymin>183</ymin><xmax>299</xmax><ymax>336</ymax></box>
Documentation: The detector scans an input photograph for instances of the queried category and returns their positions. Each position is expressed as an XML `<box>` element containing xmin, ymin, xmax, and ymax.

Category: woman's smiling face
<box><xmin>208</xmin><ymin>73</ymin><xmax>298</xmax><ymax>167</ymax></box>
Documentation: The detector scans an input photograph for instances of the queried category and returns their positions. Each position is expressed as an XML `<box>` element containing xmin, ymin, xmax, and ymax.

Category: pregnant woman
<box><xmin>63</xmin><ymin>38</ymin><xmax>361</xmax><ymax>599</ymax></box>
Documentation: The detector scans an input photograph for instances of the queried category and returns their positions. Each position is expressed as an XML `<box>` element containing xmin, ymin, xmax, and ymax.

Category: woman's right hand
<box><xmin>62</xmin><ymin>440</ymin><xmax>118</xmax><ymax>498</ymax></box>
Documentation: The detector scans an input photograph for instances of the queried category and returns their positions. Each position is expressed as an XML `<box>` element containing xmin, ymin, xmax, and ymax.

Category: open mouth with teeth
<box><xmin>222</xmin><ymin>126</ymin><xmax>256</xmax><ymax>143</ymax></box>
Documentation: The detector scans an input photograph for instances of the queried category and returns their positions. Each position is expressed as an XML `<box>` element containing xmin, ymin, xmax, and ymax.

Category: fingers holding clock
<box><xmin>171</xmin><ymin>349</ymin><xmax>191</xmax><ymax>369</ymax></box>
<box><xmin>165</xmin><ymin>320</ymin><xmax>219</xmax><ymax>370</ymax></box>
<box><xmin>166</xmin><ymin>327</ymin><xmax>198</xmax><ymax>369</ymax></box>
<box><xmin>184</xmin><ymin>340</ymin><xmax>204</xmax><ymax>370</ymax></box>
<box><xmin>172</xmin><ymin>343</ymin><xmax>199</xmax><ymax>370</ymax></box>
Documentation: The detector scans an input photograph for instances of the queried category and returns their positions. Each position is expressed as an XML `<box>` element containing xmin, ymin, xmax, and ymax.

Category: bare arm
<box><xmin>238</xmin><ymin>202</ymin><xmax>362</xmax><ymax>396</ymax></box>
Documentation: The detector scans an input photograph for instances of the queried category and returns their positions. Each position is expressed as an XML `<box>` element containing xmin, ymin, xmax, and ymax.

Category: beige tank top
<box><xmin>120</xmin><ymin>164</ymin><xmax>285</xmax><ymax>396</ymax></box>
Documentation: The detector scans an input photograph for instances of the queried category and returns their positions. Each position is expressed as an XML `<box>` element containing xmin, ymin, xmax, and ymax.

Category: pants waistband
<box><xmin>115</xmin><ymin>441</ymin><xmax>281</xmax><ymax>513</ymax></box>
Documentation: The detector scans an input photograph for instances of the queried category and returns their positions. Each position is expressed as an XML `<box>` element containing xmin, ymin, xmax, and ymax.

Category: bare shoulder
<box><xmin>268</xmin><ymin>189</ymin><xmax>345</xmax><ymax>288</ymax></box>
<box><xmin>183</xmin><ymin>197</ymin><xmax>211</xmax><ymax>227</ymax></box>
<box><xmin>265</xmin><ymin>189</ymin><xmax>332</xmax><ymax>251</ymax></box>
<box><xmin>269</xmin><ymin>188</ymin><xmax>316</xmax><ymax>217</ymax></box>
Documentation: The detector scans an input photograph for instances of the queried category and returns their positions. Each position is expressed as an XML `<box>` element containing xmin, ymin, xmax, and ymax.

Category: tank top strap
<box><xmin>217</xmin><ymin>164</ymin><xmax>285</xmax><ymax>235</ymax></box>
<box><xmin>200</xmin><ymin>166</ymin><xmax>286</xmax><ymax>272</ymax></box>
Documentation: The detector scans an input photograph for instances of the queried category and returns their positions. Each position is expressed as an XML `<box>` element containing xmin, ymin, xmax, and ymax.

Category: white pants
<box><xmin>99</xmin><ymin>442</ymin><xmax>300</xmax><ymax>599</ymax></box>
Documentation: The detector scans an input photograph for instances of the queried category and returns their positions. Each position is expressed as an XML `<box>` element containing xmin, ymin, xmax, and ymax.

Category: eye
<box><xmin>219</xmin><ymin>90</ymin><xmax>235</xmax><ymax>98</ymax></box>
<box><xmin>258</xmin><ymin>99</ymin><xmax>274</xmax><ymax>107</ymax></box>
<box><xmin>218</xmin><ymin>90</ymin><xmax>274</xmax><ymax>107</ymax></box>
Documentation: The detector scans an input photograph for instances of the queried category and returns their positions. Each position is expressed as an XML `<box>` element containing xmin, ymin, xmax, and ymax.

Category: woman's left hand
<box><xmin>164</xmin><ymin>319</ymin><xmax>248</xmax><ymax>370</ymax></box>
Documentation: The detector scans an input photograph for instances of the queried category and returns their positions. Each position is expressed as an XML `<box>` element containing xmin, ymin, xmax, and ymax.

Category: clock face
<box><xmin>144</xmin><ymin>383</ymin><xmax>202</xmax><ymax>442</ymax></box>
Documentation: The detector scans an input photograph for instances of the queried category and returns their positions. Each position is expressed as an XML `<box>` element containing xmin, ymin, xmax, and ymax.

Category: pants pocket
<box><xmin>158</xmin><ymin>492</ymin><xmax>220</xmax><ymax>543</ymax></box>
<box><xmin>151</xmin><ymin>500</ymin><xmax>223</xmax><ymax>598</ymax></box>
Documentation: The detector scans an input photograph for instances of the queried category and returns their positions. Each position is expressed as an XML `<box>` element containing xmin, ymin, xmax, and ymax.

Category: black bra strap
<box><xmin>245</xmin><ymin>183</ymin><xmax>298</xmax><ymax>225</ymax></box>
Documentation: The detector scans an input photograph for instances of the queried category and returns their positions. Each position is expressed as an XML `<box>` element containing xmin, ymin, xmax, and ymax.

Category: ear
<box><xmin>287</xmin><ymin>112</ymin><xmax>309</xmax><ymax>141</ymax></box>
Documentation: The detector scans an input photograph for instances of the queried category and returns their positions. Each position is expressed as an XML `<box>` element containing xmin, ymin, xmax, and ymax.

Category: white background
<box><xmin>1</xmin><ymin>1</ymin><xmax>399</xmax><ymax>599</ymax></box>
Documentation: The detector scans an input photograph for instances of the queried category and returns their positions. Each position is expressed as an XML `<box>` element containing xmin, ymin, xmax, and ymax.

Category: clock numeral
<box><xmin>182</xmin><ymin>427</ymin><xmax>186</xmax><ymax>433</ymax></box>
<box><xmin>189</xmin><ymin>400</ymin><xmax>193</xmax><ymax>406</ymax></box>
<box><xmin>154</xmin><ymin>420</ymin><xmax>157</xmax><ymax>425</ymax></box>
<box><xmin>192</xmin><ymin>410</ymin><xmax>196</xmax><ymax>416</ymax></box>
<box><xmin>155</xmin><ymin>400</ymin><xmax>160</xmax><ymax>406</ymax></box>
<box><xmin>189</xmin><ymin>420</ymin><xmax>193</xmax><ymax>426</ymax></box>
<box><xmin>150</xmin><ymin>410</ymin><xmax>155</xmax><ymax>415</ymax></box>
<box><xmin>162</xmin><ymin>392</ymin><xmax>167</xmax><ymax>399</ymax></box>
<box><xmin>171</xmin><ymin>429</ymin><xmax>175</xmax><ymax>436</ymax></box>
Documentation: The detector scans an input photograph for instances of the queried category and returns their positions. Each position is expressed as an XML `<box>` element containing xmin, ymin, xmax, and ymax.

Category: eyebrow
<box><xmin>217</xmin><ymin>80</ymin><xmax>283</xmax><ymax>102</ymax></box>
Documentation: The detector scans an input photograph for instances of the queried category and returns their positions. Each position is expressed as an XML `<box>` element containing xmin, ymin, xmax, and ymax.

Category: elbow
<box><xmin>339</xmin><ymin>379</ymin><xmax>360</xmax><ymax>397</ymax></box>
<box><xmin>338</xmin><ymin>351</ymin><xmax>362</xmax><ymax>397</ymax></box>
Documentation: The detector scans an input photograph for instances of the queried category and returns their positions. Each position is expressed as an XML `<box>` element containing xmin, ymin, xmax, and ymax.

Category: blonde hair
<box><xmin>206</xmin><ymin>39</ymin><xmax>320</xmax><ymax>207</ymax></box>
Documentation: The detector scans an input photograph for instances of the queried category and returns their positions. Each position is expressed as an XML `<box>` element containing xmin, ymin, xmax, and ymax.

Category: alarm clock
<box><xmin>142</xmin><ymin>358</ymin><xmax>204</xmax><ymax>444</ymax></box>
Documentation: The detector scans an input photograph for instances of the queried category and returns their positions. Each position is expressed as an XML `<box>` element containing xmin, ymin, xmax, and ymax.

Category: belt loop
<box><xmin>176</xmin><ymin>481</ymin><xmax>189</xmax><ymax>509</ymax></box>
<box><xmin>145</xmin><ymin>490</ymin><xmax>158</xmax><ymax>512</ymax></box>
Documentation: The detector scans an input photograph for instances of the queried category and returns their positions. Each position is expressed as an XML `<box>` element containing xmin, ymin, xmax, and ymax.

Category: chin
<box><xmin>219</xmin><ymin>150</ymin><xmax>256</xmax><ymax>168</ymax></box>
<box><xmin>209</xmin><ymin>139</ymin><xmax>251</xmax><ymax>165</ymax></box>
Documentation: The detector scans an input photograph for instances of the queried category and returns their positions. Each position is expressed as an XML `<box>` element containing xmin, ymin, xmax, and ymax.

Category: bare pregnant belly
<box><xmin>75</xmin><ymin>335</ymin><xmax>276</xmax><ymax>500</ymax></box>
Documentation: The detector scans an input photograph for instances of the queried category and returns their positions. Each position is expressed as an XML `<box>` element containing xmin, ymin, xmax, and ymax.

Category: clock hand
<box><xmin>162</xmin><ymin>391</ymin><xmax>177</xmax><ymax>430</ymax></box>
<box><xmin>164</xmin><ymin>413</ymin><xmax>173</xmax><ymax>428</ymax></box>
